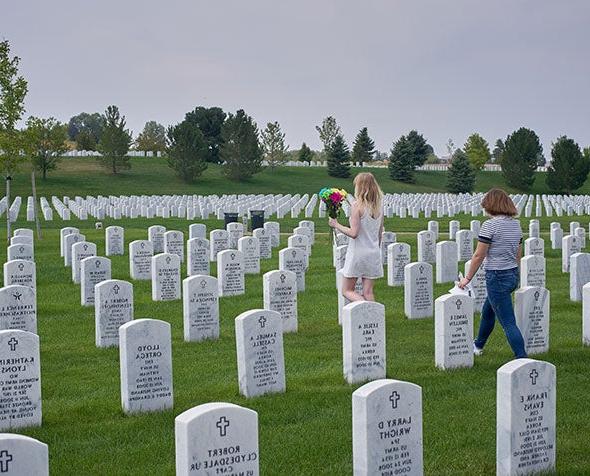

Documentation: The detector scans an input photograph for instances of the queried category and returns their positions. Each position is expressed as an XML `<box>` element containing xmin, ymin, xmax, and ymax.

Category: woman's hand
<box><xmin>328</xmin><ymin>217</ymin><xmax>338</xmax><ymax>228</ymax></box>
<box><xmin>458</xmin><ymin>277</ymin><xmax>471</xmax><ymax>289</ymax></box>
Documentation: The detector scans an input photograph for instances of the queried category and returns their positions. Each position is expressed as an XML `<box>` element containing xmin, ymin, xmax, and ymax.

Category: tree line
<box><xmin>2</xmin><ymin>39</ymin><xmax>590</xmax><ymax>196</ymax></box>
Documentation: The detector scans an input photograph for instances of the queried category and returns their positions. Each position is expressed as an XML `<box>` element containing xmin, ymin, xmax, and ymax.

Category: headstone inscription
<box><xmin>182</xmin><ymin>275</ymin><xmax>219</xmax><ymax>342</ymax></box>
<box><xmin>387</xmin><ymin>243</ymin><xmax>411</xmax><ymax>287</ymax></box>
<box><xmin>164</xmin><ymin>230</ymin><xmax>184</xmax><ymax>262</ymax></box>
<box><xmin>435</xmin><ymin>241</ymin><xmax>458</xmax><ymax>284</ymax></box>
<box><xmin>515</xmin><ymin>286</ymin><xmax>550</xmax><ymax>355</ymax></box>
<box><xmin>263</xmin><ymin>270</ymin><xmax>298</xmax><ymax>333</ymax></box>
<box><xmin>217</xmin><ymin>250</ymin><xmax>245</xmax><ymax>297</ymax></box>
<box><xmin>3</xmin><ymin>259</ymin><xmax>36</xmax><ymax>289</ymax></box>
<box><xmin>119</xmin><ymin>318</ymin><xmax>173</xmax><ymax>413</ymax></box>
<box><xmin>80</xmin><ymin>256</ymin><xmax>111</xmax><ymax>306</ymax></box>
<box><xmin>235</xmin><ymin>309</ymin><xmax>286</xmax><ymax>398</ymax></box>
<box><xmin>404</xmin><ymin>262</ymin><xmax>433</xmax><ymax>319</ymax></box>
<box><xmin>148</xmin><ymin>225</ymin><xmax>166</xmax><ymax>253</ymax></box>
<box><xmin>342</xmin><ymin>301</ymin><xmax>386</xmax><ymax>384</ymax></box>
<box><xmin>71</xmin><ymin>241</ymin><xmax>97</xmax><ymax>284</ymax></box>
<box><xmin>0</xmin><ymin>330</ymin><xmax>41</xmax><ymax>430</ymax></box>
<box><xmin>496</xmin><ymin>359</ymin><xmax>556</xmax><ymax>476</ymax></box>
<box><xmin>352</xmin><ymin>379</ymin><xmax>423</xmax><ymax>476</ymax></box>
<box><xmin>151</xmin><ymin>253</ymin><xmax>181</xmax><ymax>301</ymax></box>
<box><xmin>278</xmin><ymin>247</ymin><xmax>306</xmax><ymax>292</ymax></box>
<box><xmin>129</xmin><ymin>240</ymin><xmax>153</xmax><ymax>280</ymax></box>
<box><xmin>434</xmin><ymin>294</ymin><xmax>474</xmax><ymax>369</ymax></box>
<box><xmin>175</xmin><ymin>403</ymin><xmax>259</xmax><ymax>476</ymax></box>
<box><xmin>95</xmin><ymin>279</ymin><xmax>133</xmax><ymax>348</ymax></box>
<box><xmin>105</xmin><ymin>225</ymin><xmax>124</xmax><ymax>256</ymax></box>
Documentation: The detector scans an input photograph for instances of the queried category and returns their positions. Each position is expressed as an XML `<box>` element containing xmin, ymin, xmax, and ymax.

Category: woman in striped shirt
<box><xmin>459</xmin><ymin>188</ymin><xmax>527</xmax><ymax>359</ymax></box>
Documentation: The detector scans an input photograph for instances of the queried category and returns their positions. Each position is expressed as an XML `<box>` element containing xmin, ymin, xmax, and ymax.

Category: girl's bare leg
<box><xmin>362</xmin><ymin>278</ymin><xmax>375</xmax><ymax>301</ymax></box>
<box><xmin>342</xmin><ymin>277</ymin><xmax>364</xmax><ymax>301</ymax></box>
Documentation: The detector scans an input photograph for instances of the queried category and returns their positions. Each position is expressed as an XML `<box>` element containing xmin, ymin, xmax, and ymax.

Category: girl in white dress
<box><xmin>329</xmin><ymin>172</ymin><xmax>384</xmax><ymax>302</ymax></box>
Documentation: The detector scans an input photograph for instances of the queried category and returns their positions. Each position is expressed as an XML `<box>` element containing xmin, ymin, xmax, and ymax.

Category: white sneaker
<box><xmin>473</xmin><ymin>343</ymin><xmax>484</xmax><ymax>356</ymax></box>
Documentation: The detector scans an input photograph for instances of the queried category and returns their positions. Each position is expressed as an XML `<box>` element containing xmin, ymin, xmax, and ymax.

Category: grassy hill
<box><xmin>6</xmin><ymin>157</ymin><xmax>587</xmax><ymax>198</ymax></box>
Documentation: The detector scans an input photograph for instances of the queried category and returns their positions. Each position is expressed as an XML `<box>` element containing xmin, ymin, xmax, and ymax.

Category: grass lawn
<box><xmin>2</xmin><ymin>213</ymin><xmax>589</xmax><ymax>475</ymax></box>
<box><xmin>7</xmin><ymin>156</ymin><xmax>590</xmax><ymax>198</ymax></box>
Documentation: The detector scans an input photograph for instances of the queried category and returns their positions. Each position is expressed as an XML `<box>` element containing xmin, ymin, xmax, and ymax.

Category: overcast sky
<box><xmin>3</xmin><ymin>0</ymin><xmax>589</xmax><ymax>156</ymax></box>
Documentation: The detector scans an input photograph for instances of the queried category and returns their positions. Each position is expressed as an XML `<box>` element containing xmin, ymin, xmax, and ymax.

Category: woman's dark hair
<box><xmin>481</xmin><ymin>188</ymin><xmax>518</xmax><ymax>217</ymax></box>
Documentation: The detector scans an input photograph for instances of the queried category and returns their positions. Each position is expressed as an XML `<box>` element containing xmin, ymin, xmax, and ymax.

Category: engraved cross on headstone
<box><xmin>7</xmin><ymin>338</ymin><xmax>18</xmax><ymax>352</ymax></box>
<box><xmin>389</xmin><ymin>391</ymin><xmax>400</xmax><ymax>409</ymax></box>
<box><xmin>0</xmin><ymin>450</ymin><xmax>13</xmax><ymax>473</ymax></box>
<box><xmin>216</xmin><ymin>416</ymin><xmax>230</xmax><ymax>437</ymax></box>
<box><xmin>529</xmin><ymin>369</ymin><xmax>539</xmax><ymax>385</ymax></box>
<box><xmin>455</xmin><ymin>299</ymin><xmax>462</xmax><ymax>310</ymax></box>
<box><xmin>113</xmin><ymin>284</ymin><xmax>120</xmax><ymax>295</ymax></box>
<box><xmin>259</xmin><ymin>315</ymin><xmax>267</xmax><ymax>328</ymax></box>
<box><xmin>280</xmin><ymin>273</ymin><xmax>286</xmax><ymax>283</ymax></box>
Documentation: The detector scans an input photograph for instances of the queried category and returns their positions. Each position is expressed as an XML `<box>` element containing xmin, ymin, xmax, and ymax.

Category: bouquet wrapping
<box><xmin>319</xmin><ymin>188</ymin><xmax>348</xmax><ymax>218</ymax></box>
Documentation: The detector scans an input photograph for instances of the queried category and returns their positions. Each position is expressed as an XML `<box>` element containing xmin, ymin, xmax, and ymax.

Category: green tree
<box><xmin>166</xmin><ymin>120</ymin><xmax>208</xmax><ymax>182</ymax></box>
<box><xmin>388</xmin><ymin>135</ymin><xmax>416</xmax><ymax>183</ymax></box>
<box><xmin>406</xmin><ymin>130</ymin><xmax>430</xmax><ymax>167</ymax></box>
<box><xmin>492</xmin><ymin>139</ymin><xmax>504</xmax><ymax>163</ymax></box>
<box><xmin>327</xmin><ymin>134</ymin><xmax>351</xmax><ymax>178</ymax></box>
<box><xmin>315</xmin><ymin>116</ymin><xmax>341</xmax><ymax>152</ymax></box>
<box><xmin>501</xmin><ymin>127</ymin><xmax>542</xmax><ymax>191</ymax></box>
<box><xmin>67</xmin><ymin>112</ymin><xmax>104</xmax><ymax>149</ymax></box>
<box><xmin>351</xmin><ymin>127</ymin><xmax>375</xmax><ymax>165</ymax></box>
<box><xmin>425</xmin><ymin>153</ymin><xmax>440</xmax><ymax>164</ymax></box>
<box><xmin>298</xmin><ymin>142</ymin><xmax>314</xmax><ymax>162</ymax></box>
<box><xmin>261</xmin><ymin>121</ymin><xmax>288</xmax><ymax>168</ymax></box>
<box><xmin>135</xmin><ymin>121</ymin><xmax>166</xmax><ymax>155</ymax></box>
<box><xmin>0</xmin><ymin>40</ymin><xmax>28</xmax><ymax>241</ymax></box>
<box><xmin>220</xmin><ymin>109</ymin><xmax>262</xmax><ymax>181</ymax></box>
<box><xmin>447</xmin><ymin>149</ymin><xmax>476</xmax><ymax>193</ymax></box>
<box><xmin>546</xmin><ymin>136</ymin><xmax>590</xmax><ymax>194</ymax></box>
<box><xmin>96</xmin><ymin>105</ymin><xmax>132</xmax><ymax>174</ymax></box>
<box><xmin>184</xmin><ymin>106</ymin><xmax>226</xmax><ymax>163</ymax></box>
<box><xmin>24</xmin><ymin>117</ymin><xmax>68</xmax><ymax>179</ymax></box>
<box><xmin>464</xmin><ymin>133</ymin><xmax>491</xmax><ymax>171</ymax></box>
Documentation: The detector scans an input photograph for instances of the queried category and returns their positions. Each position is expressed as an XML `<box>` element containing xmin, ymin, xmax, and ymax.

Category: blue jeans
<box><xmin>474</xmin><ymin>267</ymin><xmax>527</xmax><ymax>359</ymax></box>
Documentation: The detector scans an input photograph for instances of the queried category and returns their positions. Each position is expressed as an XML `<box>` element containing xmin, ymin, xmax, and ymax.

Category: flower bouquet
<box><xmin>319</xmin><ymin>187</ymin><xmax>348</xmax><ymax>218</ymax></box>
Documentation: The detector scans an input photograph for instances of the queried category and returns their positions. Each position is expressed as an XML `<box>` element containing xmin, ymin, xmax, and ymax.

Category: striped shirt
<box><xmin>478</xmin><ymin>216</ymin><xmax>522</xmax><ymax>270</ymax></box>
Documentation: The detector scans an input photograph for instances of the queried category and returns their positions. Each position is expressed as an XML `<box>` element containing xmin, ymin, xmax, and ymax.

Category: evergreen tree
<box><xmin>67</xmin><ymin>112</ymin><xmax>104</xmax><ymax>149</ymax></box>
<box><xmin>464</xmin><ymin>133</ymin><xmax>491</xmax><ymax>170</ymax></box>
<box><xmin>351</xmin><ymin>127</ymin><xmax>375</xmax><ymax>165</ymax></box>
<box><xmin>24</xmin><ymin>116</ymin><xmax>68</xmax><ymax>179</ymax></box>
<box><xmin>135</xmin><ymin>121</ymin><xmax>166</xmax><ymax>155</ymax></box>
<box><xmin>166</xmin><ymin>120</ymin><xmax>208</xmax><ymax>182</ymax></box>
<box><xmin>388</xmin><ymin>135</ymin><xmax>416</xmax><ymax>183</ymax></box>
<box><xmin>298</xmin><ymin>142</ymin><xmax>314</xmax><ymax>162</ymax></box>
<box><xmin>492</xmin><ymin>139</ymin><xmax>504</xmax><ymax>163</ymax></box>
<box><xmin>315</xmin><ymin>116</ymin><xmax>340</xmax><ymax>152</ymax></box>
<box><xmin>220</xmin><ymin>109</ymin><xmax>262</xmax><ymax>181</ymax></box>
<box><xmin>501</xmin><ymin>127</ymin><xmax>542</xmax><ymax>191</ymax></box>
<box><xmin>546</xmin><ymin>136</ymin><xmax>590</xmax><ymax>194</ymax></box>
<box><xmin>184</xmin><ymin>106</ymin><xmax>226</xmax><ymax>163</ymax></box>
<box><xmin>261</xmin><ymin>121</ymin><xmax>288</xmax><ymax>168</ymax></box>
<box><xmin>327</xmin><ymin>134</ymin><xmax>351</xmax><ymax>178</ymax></box>
<box><xmin>97</xmin><ymin>105</ymin><xmax>132</xmax><ymax>174</ymax></box>
<box><xmin>447</xmin><ymin>149</ymin><xmax>476</xmax><ymax>193</ymax></box>
<box><xmin>406</xmin><ymin>130</ymin><xmax>430</xmax><ymax>167</ymax></box>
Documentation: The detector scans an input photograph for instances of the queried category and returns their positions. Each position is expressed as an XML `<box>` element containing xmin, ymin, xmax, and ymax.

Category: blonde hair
<box><xmin>353</xmin><ymin>172</ymin><xmax>383</xmax><ymax>218</ymax></box>
<box><xmin>481</xmin><ymin>188</ymin><xmax>518</xmax><ymax>217</ymax></box>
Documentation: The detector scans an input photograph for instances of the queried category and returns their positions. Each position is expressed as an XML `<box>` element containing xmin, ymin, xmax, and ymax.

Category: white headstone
<box><xmin>105</xmin><ymin>225</ymin><xmax>124</xmax><ymax>256</ymax></box>
<box><xmin>278</xmin><ymin>247</ymin><xmax>306</xmax><ymax>292</ymax></box>
<box><xmin>263</xmin><ymin>270</ymin><xmax>298</xmax><ymax>333</ymax></box>
<box><xmin>264</xmin><ymin>221</ymin><xmax>280</xmax><ymax>248</ymax></box>
<box><xmin>189</xmin><ymin>223</ymin><xmax>206</xmax><ymax>240</ymax></box>
<box><xmin>387</xmin><ymin>243</ymin><xmax>411</xmax><ymax>287</ymax></box>
<box><xmin>456</xmin><ymin>229</ymin><xmax>473</xmax><ymax>261</ymax></box>
<box><xmin>435</xmin><ymin>241</ymin><xmax>458</xmax><ymax>283</ymax></box>
<box><xmin>0</xmin><ymin>285</ymin><xmax>36</xmax><ymax>334</ymax></box>
<box><xmin>0</xmin><ymin>330</ymin><xmax>41</xmax><ymax>430</ymax></box>
<box><xmin>465</xmin><ymin>260</ymin><xmax>486</xmax><ymax>313</ymax></box>
<box><xmin>63</xmin><ymin>233</ymin><xmax>84</xmax><ymax>267</ymax></box>
<box><xmin>570</xmin><ymin>252</ymin><xmax>590</xmax><ymax>301</ymax></box>
<box><xmin>435</xmin><ymin>294</ymin><xmax>474</xmax><ymax>370</ymax></box>
<box><xmin>238</xmin><ymin>236</ymin><xmax>260</xmax><ymax>275</ymax></box>
<box><xmin>3</xmin><ymin>260</ymin><xmax>36</xmax><ymax>289</ymax></box>
<box><xmin>164</xmin><ymin>230</ymin><xmax>184</xmax><ymax>263</ymax></box>
<box><xmin>352</xmin><ymin>379</ymin><xmax>423</xmax><ymax>476</ymax></box>
<box><xmin>0</xmin><ymin>434</ymin><xmax>48</xmax><ymax>475</ymax></box>
<box><xmin>515</xmin><ymin>286</ymin><xmax>550</xmax><ymax>355</ymax></box>
<box><xmin>95</xmin><ymin>279</ymin><xmax>133</xmax><ymax>348</ymax></box>
<box><xmin>71</xmin><ymin>241</ymin><xmax>97</xmax><ymax>284</ymax></box>
<box><xmin>80</xmin><ymin>256</ymin><xmax>111</xmax><ymax>306</ymax></box>
<box><xmin>520</xmin><ymin>255</ymin><xmax>546</xmax><ymax>288</ymax></box>
<box><xmin>60</xmin><ymin>226</ymin><xmax>79</xmax><ymax>257</ymax></box>
<box><xmin>187</xmin><ymin>237</ymin><xmax>210</xmax><ymax>276</ymax></box>
<box><xmin>235</xmin><ymin>309</ymin><xmax>285</xmax><ymax>398</ymax></box>
<box><xmin>7</xmin><ymin>244</ymin><xmax>33</xmax><ymax>263</ymax></box>
<box><xmin>217</xmin><ymin>250</ymin><xmax>245</xmax><ymax>297</ymax></box>
<box><xmin>148</xmin><ymin>225</ymin><xmax>166</xmax><ymax>253</ymax></box>
<box><xmin>209</xmin><ymin>230</ymin><xmax>229</xmax><ymax>262</ymax></box>
<box><xmin>129</xmin><ymin>240</ymin><xmax>153</xmax><ymax>280</ymax></box>
<box><xmin>404</xmin><ymin>263</ymin><xmax>433</xmax><ymax>319</ymax></box>
<box><xmin>175</xmin><ymin>403</ymin><xmax>259</xmax><ymax>476</ymax></box>
<box><xmin>151</xmin><ymin>253</ymin><xmax>181</xmax><ymax>301</ymax></box>
<box><xmin>562</xmin><ymin>235</ymin><xmax>580</xmax><ymax>272</ymax></box>
<box><xmin>253</xmin><ymin>228</ymin><xmax>271</xmax><ymax>259</ymax></box>
<box><xmin>496</xmin><ymin>359</ymin><xmax>556</xmax><ymax>476</ymax></box>
<box><xmin>583</xmin><ymin>282</ymin><xmax>590</xmax><ymax>346</ymax></box>
<box><xmin>416</xmin><ymin>231</ymin><xmax>436</xmax><ymax>264</ymax></box>
<box><xmin>524</xmin><ymin>237</ymin><xmax>544</xmax><ymax>257</ymax></box>
<box><xmin>119</xmin><ymin>318</ymin><xmax>173</xmax><ymax>413</ymax></box>
<box><xmin>227</xmin><ymin>222</ymin><xmax>244</xmax><ymax>249</ymax></box>
<box><xmin>342</xmin><ymin>301</ymin><xmax>386</xmax><ymax>384</ymax></box>
<box><xmin>381</xmin><ymin>231</ymin><xmax>396</xmax><ymax>265</ymax></box>
<box><xmin>182</xmin><ymin>275</ymin><xmax>219</xmax><ymax>342</ymax></box>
